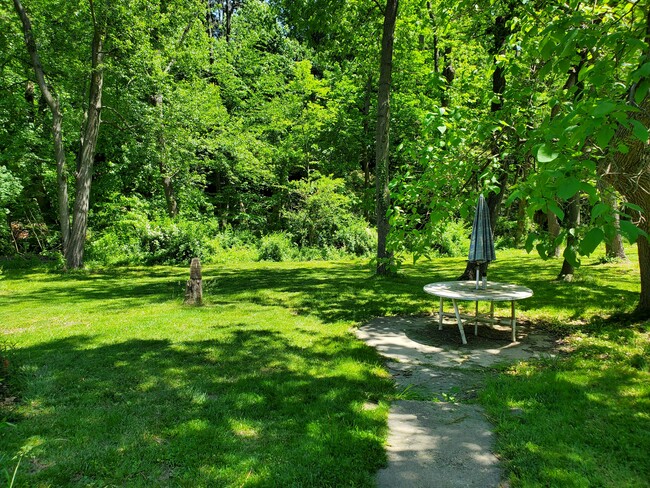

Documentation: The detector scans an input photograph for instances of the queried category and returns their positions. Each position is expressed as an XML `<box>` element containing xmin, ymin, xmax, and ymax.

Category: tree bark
<box><xmin>557</xmin><ymin>194</ymin><xmax>580</xmax><ymax>280</ymax></box>
<box><xmin>597</xmin><ymin>180</ymin><xmax>628</xmax><ymax>260</ymax></box>
<box><xmin>600</xmin><ymin>95</ymin><xmax>650</xmax><ymax>314</ymax></box>
<box><xmin>13</xmin><ymin>0</ymin><xmax>70</xmax><ymax>254</ymax></box>
<box><xmin>66</xmin><ymin>21</ymin><xmax>105</xmax><ymax>269</ymax></box>
<box><xmin>458</xmin><ymin>11</ymin><xmax>512</xmax><ymax>281</ymax></box>
<box><xmin>375</xmin><ymin>0</ymin><xmax>398</xmax><ymax>275</ymax></box>
<box><xmin>547</xmin><ymin>209</ymin><xmax>563</xmax><ymax>257</ymax></box>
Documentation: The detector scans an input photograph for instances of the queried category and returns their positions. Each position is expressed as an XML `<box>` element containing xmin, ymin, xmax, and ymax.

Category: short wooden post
<box><xmin>184</xmin><ymin>258</ymin><xmax>202</xmax><ymax>305</ymax></box>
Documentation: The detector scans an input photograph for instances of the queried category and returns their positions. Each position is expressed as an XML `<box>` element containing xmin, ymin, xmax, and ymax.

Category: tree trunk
<box><xmin>441</xmin><ymin>47</ymin><xmax>454</xmax><ymax>108</ymax></box>
<box><xmin>514</xmin><ymin>198</ymin><xmax>527</xmax><ymax>248</ymax></box>
<box><xmin>14</xmin><ymin>0</ymin><xmax>70</xmax><ymax>254</ymax></box>
<box><xmin>362</xmin><ymin>74</ymin><xmax>373</xmax><ymax>190</ymax></box>
<box><xmin>600</xmin><ymin>94</ymin><xmax>650</xmax><ymax>314</ymax></box>
<box><xmin>66</xmin><ymin>23</ymin><xmax>105</xmax><ymax>269</ymax></box>
<box><xmin>375</xmin><ymin>0</ymin><xmax>398</xmax><ymax>276</ymax></box>
<box><xmin>597</xmin><ymin>180</ymin><xmax>628</xmax><ymax>260</ymax></box>
<box><xmin>547</xmin><ymin>209</ymin><xmax>563</xmax><ymax>257</ymax></box>
<box><xmin>557</xmin><ymin>194</ymin><xmax>580</xmax><ymax>280</ymax></box>
<box><xmin>458</xmin><ymin>12</ymin><xmax>512</xmax><ymax>281</ymax></box>
<box><xmin>605</xmin><ymin>208</ymin><xmax>628</xmax><ymax>260</ymax></box>
<box><xmin>153</xmin><ymin>94</ymin><xmax>179</xmax><ymax>217</ymax></box>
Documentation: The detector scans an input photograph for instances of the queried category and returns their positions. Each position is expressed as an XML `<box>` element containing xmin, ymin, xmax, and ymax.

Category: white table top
<box><xmin>424</xmin><ymin>281</ymin><xmax>533</xmax><ymax>302</ymax></box>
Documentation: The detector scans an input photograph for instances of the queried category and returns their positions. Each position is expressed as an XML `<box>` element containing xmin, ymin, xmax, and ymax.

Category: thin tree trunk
<box><xmin>66</xmin><ymin>21</ymin><xmax>105</xmax><ymax>269</ymax></box>
<box><xmin>154</xmin><ymin>94</ymin><xmax>179</xmax><ymax>217</ymax></box>
<box><xmin>375</xmin><ymin>0</ymin><xmax>398</xmax><ymax>276</ymax></box>
<box><xmin>13</xmin><ymin>0</ymin><xmax>70</xmax><ymax>254</ymax></box>
<box><xmin>458</xmin><ymin>12</ymin><xmax>511</xmax><ymax>281</ymax></box>
<box><xmin>441</xmin><ymin>47</ymin><xmax>454</xmax><ymax>108</ymax></box>
<box><xmin>557</xmin><ymin>194</ymin><xmax>580</xmax><ymax>280</ymax></box>
<box><xmin>514</xmin><ymin>198</ymin><xmax>527</xmax><ymax>248</ymax></box>
<box><xmin>154</xmin><ymin>13</ymin><xmax>197</xmax><ymax>218</ymax></box>
<box><xmin>547</xmin><ymin>209</ymin><xmax>562</xmax><ymax>257</ymax></box>
<box><xmin>552</xmin><ymin>51</ymin><xmax>587</xmax><ymax>273</ymax></box>
<box><xmin>597</xmin><ymin>180</ymin><xmax>628</xmax><ymax>260</ymax></box>
<box><xmin>362</xmin><ymin>74</ymin><xmax>373</xmax><ymax>191</ymax></box>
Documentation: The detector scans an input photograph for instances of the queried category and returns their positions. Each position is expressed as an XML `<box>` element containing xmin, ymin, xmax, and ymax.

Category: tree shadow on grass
<box><xmin>5</xmin><ymin>328</ymin><xmax>392</xmax><ymax>487</ymax></box>
<box><xmin>482</xmin><ymin>355</ymin><xmax>650</xmax><ymax>486</ymax></box>
<box><xmin>1</xmin><ymin>255</ymin><xmax>639</xmax><ymax>324</ymax></box>
<box><xmin>201</xmin><ymin>259</ymin><xmax>639</xmax><ymax>325</ymax></box>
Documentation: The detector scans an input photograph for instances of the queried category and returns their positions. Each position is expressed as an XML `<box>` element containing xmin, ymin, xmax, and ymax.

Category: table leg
<box><xmin>438</xmin><ymin>297</ymin><xmax>443</xmax><ymax>330</ymax></box>
<box><xmin>452</xmin><ymin>299</ymin><xmax>468</xmax><ymax>345</ymax></box>
<box><xmin>511</xmin><ymin>300</ymin><xmax>516</xmax><ymax>342</ymax></box>
<box><xmin>490</xmin><ymin>301</ymin><xmax>495</xmax><ymax>318</ymax></box>
<box><xmin>474</xmin><ymin>300</ymin><xmax>478</xmax><ymax>336</ymax></box>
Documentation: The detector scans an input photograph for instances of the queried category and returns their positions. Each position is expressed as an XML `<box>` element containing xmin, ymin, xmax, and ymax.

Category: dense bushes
<box><xmin>283</xmin><ymin>174</ymin><xmax>376</xmax><ymax>256</ymax></box>
<box><xmin>84</xmin><ymin>185</ymin><xmax>377</xmax><ymax>265</ymax></box>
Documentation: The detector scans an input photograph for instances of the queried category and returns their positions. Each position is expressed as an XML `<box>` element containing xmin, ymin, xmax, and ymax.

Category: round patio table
<box><xmin>423</xmin><ymin>281</ymin><xmax>533</xmax><ymax>344</ymax></box>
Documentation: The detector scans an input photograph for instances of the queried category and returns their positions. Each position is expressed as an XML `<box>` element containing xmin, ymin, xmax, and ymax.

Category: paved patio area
<box><xmin>355</xmin><ymin>314</ymin><xmax>557</xmax><ymax>488</ymax></box>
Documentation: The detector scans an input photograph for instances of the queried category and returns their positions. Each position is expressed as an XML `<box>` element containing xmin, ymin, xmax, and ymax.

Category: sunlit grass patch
<box><xmin>0</xmin><ymin>248</ymin><xmax>647</xmax><ymax>486</ymax></box>
<box><xmin>481</xmin><ymin>322</ymin><xmax>650</xmax><ymax>487</ymax></box>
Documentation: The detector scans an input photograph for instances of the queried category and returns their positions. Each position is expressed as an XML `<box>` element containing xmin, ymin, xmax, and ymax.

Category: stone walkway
<box><xmin>355</xmin><ymin>315</ymin><xmax>557</xmax><ymax>488</ymax></box>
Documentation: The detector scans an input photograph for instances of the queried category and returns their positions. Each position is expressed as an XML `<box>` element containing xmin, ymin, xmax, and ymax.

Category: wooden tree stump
<box><xmin>184</xmin><ymin>258</ymin><xmax>202</xmax><ymax>305</ymax></box>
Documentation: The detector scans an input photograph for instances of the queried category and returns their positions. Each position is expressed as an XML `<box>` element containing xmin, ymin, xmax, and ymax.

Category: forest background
<box><xmin>1</xmin><ymin>0</ymin><xmax>650</xmax><ymax>308</ymax></box>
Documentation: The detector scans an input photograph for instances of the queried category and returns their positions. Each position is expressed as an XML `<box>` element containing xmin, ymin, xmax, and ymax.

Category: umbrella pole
<box><xmin>476</xmin><ymin>268</ymin><xmax>480</xmax><ymax>289</ymax></box>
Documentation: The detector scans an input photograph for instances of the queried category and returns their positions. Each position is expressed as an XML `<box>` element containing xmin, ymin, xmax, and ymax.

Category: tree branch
<box><xmin>371</xmin><ymin>0</ymin><xmax>385</xmax><ymax>16</ymax></box>
<box><xmin>164</xmin><ymin>11</ymin><xmax>201</xmax><ymax>74</ymax></box>
<box><xmin>102</xmin><ymin>105</ymin><xmax>136</xmax><ymax>131</ymax></box>
<box><xmin>13</xmin><ymin>0</ymin><xmax>57</xmax><ymax>112</ymax></box>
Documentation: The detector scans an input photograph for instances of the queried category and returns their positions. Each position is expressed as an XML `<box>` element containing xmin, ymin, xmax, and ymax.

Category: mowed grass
<box><xmin>0</xmin><ymin>248</ymin><xmax>648</xmax><ymax>487</ymax></box>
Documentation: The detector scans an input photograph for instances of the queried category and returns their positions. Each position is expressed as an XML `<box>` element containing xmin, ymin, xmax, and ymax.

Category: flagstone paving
<box><xmin>355</xmin><ymin>315</ymin><xmax>557</xmax><ymax>488</ymax></box>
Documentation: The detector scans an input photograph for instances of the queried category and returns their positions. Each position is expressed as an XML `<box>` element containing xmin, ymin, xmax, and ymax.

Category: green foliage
<box><xmin>284</xmin><ymin>174</ymin><xmax>375</xmax><ymax>256</ymax></box>
<box><xmin>333</xmin><ymin>218</ymin><xmax>376</xmax><ymax>257</ymax></box>
<box><xmin>434</xmin><ymin>220</ymin><xmax>470</xmax><ymax>258</ymax></box>
<box><xmin>0</xmin><ymin>167</ymin><xmax>21</xmax><ymax>213</ymax></box>
<box><xmin>257</xmin><ymin>232</ymin><xmax>297</xmax><ymax>262</ymax></box>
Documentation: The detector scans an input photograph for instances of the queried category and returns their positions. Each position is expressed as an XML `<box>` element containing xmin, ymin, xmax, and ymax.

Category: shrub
<box><xmin>140</xmin><ymin>219</ymin><xmax>214</xmax><ymax>265</ymax></box>
<box><xmin>433</xmin><ymin>220</ymin><xmax>470</xmax><ymax>257</ymax></box>
<box><xmin>284</xmin><ymin>174</ymin><xmax>375</xmax><ymax>255</ymax></box>
<box><xmin>204</xmin><ymin>229</ymin><xmax>259</xmax><ymax>264</ymax></box>
<box><xmin>258</xmin><ymin>232</ymin><xmax>296</xmax><ymax>262</ymax></box>
<box><xmin>334</xmin><ymin>218</ymin><xmax>376</xmax><ymax>256</ymax></box>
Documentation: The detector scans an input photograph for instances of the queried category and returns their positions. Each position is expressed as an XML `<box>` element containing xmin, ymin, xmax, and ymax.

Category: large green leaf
<box><xmin>579</xmin><ymin>228</ymin><xmax>605</xmax><ymax>256</ymax></box>
<box><xmin>563</xmin><ymin>246</ymin><xmax>581</xmax><ymax>268</ymax></box>
<box><xmin>556</xmin><ymin>177</ymin><xmax>581</xmax><ymax>200</ymax></box>
<box><xmin>593</xmin><ymin>101</ymin><xmax>617</xmax><ymax>117</ymax></box>
<box><xmin>631</xmin><ymin>120</ymin><xmax>649</xmax><ymax>143</ymax></box>
<box><xmin>536</xmin><ymin>144</ymin><xmax>559</xmax><ymax>163</ymax></box>
<box><xmin>619</xmin><ymin>220</ymin><xmax>647</xmax><ymax>244</ymax></box>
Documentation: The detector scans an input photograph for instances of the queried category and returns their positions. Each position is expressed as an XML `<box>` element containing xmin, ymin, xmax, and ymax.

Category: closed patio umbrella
<box><xmin>468</xmin><ymin>194</ymin><xmax>496</xmax><ymax>289</ymax></box>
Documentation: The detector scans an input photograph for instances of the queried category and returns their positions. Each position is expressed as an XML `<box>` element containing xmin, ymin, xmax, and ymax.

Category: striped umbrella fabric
<box><xmin>468</xmin><ymin>194</ymin><xmax>496</xmax><ymax>265</ymax></box>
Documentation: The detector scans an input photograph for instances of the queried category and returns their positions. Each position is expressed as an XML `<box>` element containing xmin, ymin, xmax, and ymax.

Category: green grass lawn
<box><xmin>1</xmin><ymin>249</ymin><xmax>649</xmax><ymax>487</ymax></box>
